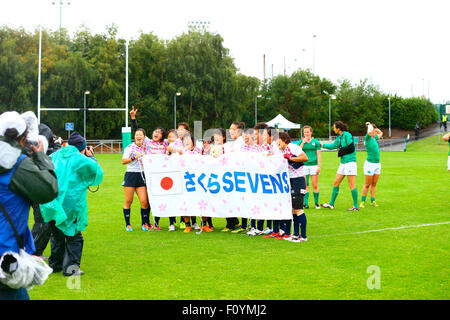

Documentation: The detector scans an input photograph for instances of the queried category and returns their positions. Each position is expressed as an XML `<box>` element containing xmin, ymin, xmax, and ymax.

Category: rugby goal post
<box><xmin>36</xmin><ymin>38</ymin><xmax>131</xmax><ymax>149</ymax></box>
<box><xmin>39</xmin><ymin>107</ymin><xmax>131</xmax><ymax>149</ymax></box>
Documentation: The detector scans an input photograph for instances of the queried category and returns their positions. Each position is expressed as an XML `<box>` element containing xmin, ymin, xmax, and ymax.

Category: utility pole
<box><xmin>125</xmin><ymin>39</ymin><xmax>129</xmax><ymax>128</ymax></box>
<box><xmin>302</xmin><ymin>49</ymin><xmax>306</xmax><ymax>69</ymax></box>
<box><xmin>174</xmin><ymin>92</ymin><xmax>181</xmax><ymax>129</ymax></box>
<box><xmin>37</xmin><ymin>26</ymin><xmax>42</xmax><ymax>123</ymax></box>
<box><xmin>388</xmin><ymin>91</ymin><xmax>391</xmax><ymax>137</ymax></box>
<box><xmin>263</xmin><ymin>54</ymin><xmax>266</xmax><ymax>82</ymax></box>
<box><xmin>422</xmin><ymin>78</ymin><xmax>425</xmax><ymax>97</ymax></box>
<box><xmin>83</xmin><ymin>91</ymin><xmax>90</xmax><ymax>139</ymax></box>
<box><xmin>255</xmin><ymin>95</ymin><xmax>262</xmax><ymax>126</ymax></box>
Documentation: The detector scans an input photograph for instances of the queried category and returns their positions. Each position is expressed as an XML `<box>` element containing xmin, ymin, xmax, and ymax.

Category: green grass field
<box><xmin>29</xmin><ymin>136</ymin><xmax>450</xmax><ymax>300</ymax></box>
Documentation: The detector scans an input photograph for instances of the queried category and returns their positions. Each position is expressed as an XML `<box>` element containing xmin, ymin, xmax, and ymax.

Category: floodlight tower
<box><xmin>52</xmin><ymin>1</ymin><xmax>70</xmax><ymax>40</ymax></box>
<box><xmin>187</xmin><ymin>20</ymin><xmax>211</xmax><ymax>31</ymax></box>
<box><xmin>312</xmin><ymin>35</ymin><xmax>317</xmax><ymax>74</ymax></box>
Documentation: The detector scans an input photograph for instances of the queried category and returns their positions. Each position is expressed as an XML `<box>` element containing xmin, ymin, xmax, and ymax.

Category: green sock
<box><xmin>370</xmin><ymin>197</ymin><xmax>375</xmax><ymax>203</ymax></box>
<box><xmin>304</xmin><ymin>192</ymin><xmax>309</xmax><ymax>206</ymax></box>
<box><xmin>361</xmin><ymin>195</ymin><xmax>367</xmax><ymax>203</ymax></box>
<box><xmin>351</xmin><ymin>188</ymin><xmax>359</xmax><ymax>208</ymax></box>
<box><xmin>330</xmin><ymin>186</ymin><xmax>339</xmax><ymax>206</ymax></box>
<box><xmin>313</xmin><ymin>192</ymin><xmax>319</xmax><ymax>205</ymax></box>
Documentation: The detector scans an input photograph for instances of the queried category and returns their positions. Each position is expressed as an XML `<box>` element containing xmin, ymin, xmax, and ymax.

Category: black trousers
<box><xmin>31</xmin><ymin>204</ymin><xmax>51</xmax><ymax>256</ymax></box>
<box><xmin>225</xmin><ymin>217</ymin><xmax>239</xmax><ymax>229</ymax></box>
<box><xmin>48</xmin><ymin>221</ymin><xmax>84</xmax><ymax>275</ymax></box>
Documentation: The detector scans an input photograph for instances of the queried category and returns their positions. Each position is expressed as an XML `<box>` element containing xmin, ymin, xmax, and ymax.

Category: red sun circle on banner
<box><xmin>160</xmin><ymin>177</ymin><xmax>173</xmax><ymax>190</ymax></box>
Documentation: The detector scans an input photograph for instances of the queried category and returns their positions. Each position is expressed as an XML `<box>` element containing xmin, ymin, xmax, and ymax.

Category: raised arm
<box><xmin>443</xmin><ymin>132</ymin><xmax>450</xmax><ymax>141</ymax></box>
<box><xmin>322</xmin><ymin>136</ymin><xmax>340</xmax><ymax>150</ymax></box>
<box><xmin>290</xmin><ymin>152</ymin><xmax>308</xmax><ymax>163</ymax></box>
<box><xmin>122</xmin><ymin>152</ymin><xmax>143</xmax><ymax>165</ymax></box>
<box><xmin>375</xmin><ymin>128</ymin><xmax>383</xmax><ymax>139</ymax></box>
<box><xmin>130</xmin><ymin>106</ymin><xmax>138</xmax><ymax>131</ymax></box>
<box><xmin>288</xmin><ymin>146</ymin><xmax>308</xmax><ymax>163</ymax></box>
<box><xmin>367</xmin><ymin>124</ymin><xmax>383</xmax><ymax>140</ymax></box>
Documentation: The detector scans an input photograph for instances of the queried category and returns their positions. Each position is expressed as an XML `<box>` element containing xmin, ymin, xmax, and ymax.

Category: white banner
<box><xmin>142</xmin><ymin>152</ymin><xmax>293</xmax><ymax>220</ymax></box>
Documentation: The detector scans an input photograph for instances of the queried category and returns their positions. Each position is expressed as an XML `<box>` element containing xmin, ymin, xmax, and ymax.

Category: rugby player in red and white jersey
<box><xmin>259</xmin><ymin>125</ymin><xmax>281</xmax><ymax>156</ymax></box>
<box><xmin>129</xmin><ymin>106</ymin><xmax>167</xmax><ymax>155</ymax></box>
<box><xmin>247</xmin><ymin>122</ymin><xmax>274</xmax><ymax>236</ymax></box>
<box><xmin>180</xmin><ymin>134</ymin><xmax>202</xmax><ymax>155</ymax></box>
<box><xmin>265</xmin><ymin>132</ymin><xmax>308</xmax><ymax>243</ymax></box>
<box><xmin>239</xmin><ymin>128</ymin><xmax>263</xmax><ymax>153</ymax></box>
<box><xmin>178</xmin><ymin>134</ymin><xmax>202</xmax><ymax>233</ymax></box>
<box><xmin>230</xmin><ymin>127</ymin><xmax>263</xmax><ymax>234</ymax></box>
<box><xmin>209</xmin><ymin>128</ymin><xmax>227</xmax><ymax>158</ymax></box>
<box><xmin>224</xmin><ymin>121</ymin><xmax>245</xmax><ymax>154</ymax></box>
<box><xmin>222</xmin><ymin>123</ymin><xmax>244</xmax><ymax>231</ymax></box>
<box><xmin>179</xmin><ymin>128</ymin><xmax>200</xmax><ymax>234</ymax></box>
<box><xmin>167</xmin><ymin>122</ymin><xmax>190</xmax><ymax>155</ymax></box>
<box><xmin>129</xmin><ymin>106</ymin><xmax>169</xmax><ymax>230</ymax></box>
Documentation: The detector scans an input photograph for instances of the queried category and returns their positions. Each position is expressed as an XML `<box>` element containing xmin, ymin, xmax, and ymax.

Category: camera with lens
<box><xmin>0</xmin><ymin>254</ymin><xmax>18</xmax><ymax>275</ymax></box>
<box><xmin>23</xmin><ymin>139</ymin><xmax>39</xmax><ymax>155</ymax></box>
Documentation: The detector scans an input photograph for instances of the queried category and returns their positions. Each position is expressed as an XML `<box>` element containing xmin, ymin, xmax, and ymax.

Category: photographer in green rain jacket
<box><xmin>40</xmin><ymin>132</ymin><xmax>103</xmax><ymax>277</ymax></box>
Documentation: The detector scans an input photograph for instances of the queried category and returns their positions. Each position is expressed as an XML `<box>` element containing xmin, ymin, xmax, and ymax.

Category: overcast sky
<box><xmin>1</xmin><ymin>0</ymin><xmax>449</xmax><ymax>103</ymax></box>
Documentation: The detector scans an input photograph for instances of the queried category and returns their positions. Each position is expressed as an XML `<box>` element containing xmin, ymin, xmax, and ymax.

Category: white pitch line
<box><xmin>311</xmin><ymin>221</ymin><xmax>450</xmax><ymax>239</ymax></box>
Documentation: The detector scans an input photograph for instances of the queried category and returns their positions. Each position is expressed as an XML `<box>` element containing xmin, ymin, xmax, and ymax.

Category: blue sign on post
<box><xmin>65</xmin><ymin>122</ymin><xmax>74</xmax><ymax>131</ymax></box>
<box><xmin>65</xmin><ymin>122</ymin><xmax>74</xmax><ymax>140</ymax></box>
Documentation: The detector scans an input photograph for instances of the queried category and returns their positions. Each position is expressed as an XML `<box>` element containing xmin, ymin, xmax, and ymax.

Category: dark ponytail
<box><xmin>4</xmin><ymin>127</ymin><xmax>28</xmax><ymax>143</ymax></box>
<box><xmin>334</xmin><ymin>121</ymin><xmax>348</xmax><ymax>132</ymax></box>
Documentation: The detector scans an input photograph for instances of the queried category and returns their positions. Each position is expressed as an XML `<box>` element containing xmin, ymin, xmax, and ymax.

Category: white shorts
<box><xmin>337</xmin><ymin>162</ymin><xmax>357</xmax><ymax>176</ymax></box>
<box><xmin>364</xmin><ymin>161</ymin><xmax>381</xmax><ymax>176</ymax></box>
<box><xmin>447</xmin><ymin>156</ymin><xmax>450</xmax><ymax>171</ymax></box>
<box><xmin>303</xmin><ymin>165</ymin><xmax>319</xmax><ymax>176</ymax></box>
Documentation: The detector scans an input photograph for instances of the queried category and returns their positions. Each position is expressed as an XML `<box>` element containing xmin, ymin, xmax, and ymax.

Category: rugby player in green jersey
<box><xmin>320</xmin><ymin>121</ymin><xmax>359</xmax><ymax>211</ymax></box>
<box><xmin>297</xmin><ymin>125</ymin><xmax>322</xmax><ymax>209</ymax></box>
<box><xmin>360</xmin><ymin>122</ymin><xmax>383</xmax><ymax>208</ymax></box>
<box><xmin>443</xmin><ymin>132</ymin><xmax>450</xmax><ymax>172</ymax></box>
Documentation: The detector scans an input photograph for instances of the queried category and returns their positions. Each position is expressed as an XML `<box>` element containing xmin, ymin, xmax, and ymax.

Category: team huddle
<box><xmin>121</xmin><ymin>107</ymin><xmax>385</xmax><ymax>243</ymax></box>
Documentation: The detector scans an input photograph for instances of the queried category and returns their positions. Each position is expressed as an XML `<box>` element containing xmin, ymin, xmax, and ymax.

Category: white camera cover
<box><xmin>0</xmin><ymin>249</ymin><xmax>52</xmax><ymax>290</ymax></box>
<box><xmin>20</xmin><ymin>111</ymin><xmax>39</xmax><ymax>143</ymax></box>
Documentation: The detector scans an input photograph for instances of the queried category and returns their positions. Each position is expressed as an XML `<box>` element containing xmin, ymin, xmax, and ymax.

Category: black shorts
<box><xmin>290</xmin><ymin>177</ymin><xmax>307</xmax><ymax>210</ymax></box>
<box><xmin>123</xmin><ymin>171</ymin><xmax>146</xmax><ymax>188</ymax></box>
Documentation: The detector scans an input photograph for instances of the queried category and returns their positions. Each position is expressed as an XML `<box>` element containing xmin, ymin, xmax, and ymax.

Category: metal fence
<box><xmin>86</xmin><ymin>140</ymin><xmax>123</xmax><ymax>153</ymax></box>
<box><xmin>314</xmin><ymin>136</ymin><xmax>407</xmax><ymax>152</ymax></box>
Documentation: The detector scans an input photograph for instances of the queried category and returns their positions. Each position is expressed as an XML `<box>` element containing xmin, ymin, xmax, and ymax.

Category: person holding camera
<box><xmin>39</xmin><ymin>132</ymin><xmax>103</xmax><ymax>277</ymax></box>
<box><xmin>38</xmin><ymin>123</ymin><xmax>63</xmax><ymax>156</ymax></box>
<box><xmin>320</xmin><ymin>121</ymin><xmax>359</xmax><ymax>211</ymax></box>
<box><xmin>30</xmin><ymin>123</ymin><xmax>63</xmax><ymax>260</ymax></box>
<box><xmin>0</xmin><ymin>111</ymin><xmax>58</xmax><ymax>300</ymax></box>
